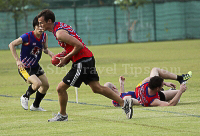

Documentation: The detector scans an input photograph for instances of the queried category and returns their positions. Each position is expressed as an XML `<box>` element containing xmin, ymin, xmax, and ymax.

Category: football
<box><xmin>51</xmin><ymin>52</ymin><xmax>70</xmax><ymax>66</ymax></box>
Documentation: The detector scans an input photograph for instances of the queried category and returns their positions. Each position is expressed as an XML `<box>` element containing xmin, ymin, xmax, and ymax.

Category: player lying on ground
<box><xmin>37</xmin><ymin>9</ymin><xmax>133</xmax><ymax>121</ymax></box>
<box><xmin>104</xmin><ymin>76</ymin><xmax>140</xmax><ymax>107</ymax></box>
<box><xmin>9</xmin><ymin>16</ymin><xmax>54</xmax><ymax>111</ymax></box>
<box><xmin>104</xmin><ymin>67</ymin><xmax>192</xmax><ymax>107</ymax></box>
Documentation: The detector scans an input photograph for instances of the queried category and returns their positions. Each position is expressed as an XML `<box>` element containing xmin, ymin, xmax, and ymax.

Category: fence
<box><xmin>0</xmin><ymin>0</ymin><xmax>200</xmax><ymax>50</ymax></box>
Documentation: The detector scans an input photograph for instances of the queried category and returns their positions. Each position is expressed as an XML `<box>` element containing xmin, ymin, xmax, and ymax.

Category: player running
<box><xmin>9</xmin><ymin>16</ymin><xmax>54</xmax><ymax>111</ymax></box>
<box><xmin>37</xmin><ymin>9</ymin><xmax>133</xmax><ymax>121</ymax></box>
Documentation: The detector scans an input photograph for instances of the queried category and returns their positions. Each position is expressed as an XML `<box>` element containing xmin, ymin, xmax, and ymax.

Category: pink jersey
<box><xmin>53</xmin><ymin>22</ymin><xmax>93</xmax><ymax>63</ymax></box>
<box><xmin>135</xmin><ymin>82</ymin><xmax>160</xmax><ymax>107</ymax></box>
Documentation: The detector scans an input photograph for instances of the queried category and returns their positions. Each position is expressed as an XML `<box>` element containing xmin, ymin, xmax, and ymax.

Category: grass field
<box><xmin>0</xmin><ymin>40</ymin><xmax>200</xmax><ymax>136</ymax></box>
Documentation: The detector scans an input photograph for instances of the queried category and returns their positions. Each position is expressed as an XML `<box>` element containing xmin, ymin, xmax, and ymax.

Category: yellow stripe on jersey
<box><xmin>19</xmin><ymin>68</ymin><xmax>30</xmax><ymax>80</ymax></box>
<box><xmin>136</xmin><ymin>81</ymin><xmax>142</xmax><ymax>87</ymax></box>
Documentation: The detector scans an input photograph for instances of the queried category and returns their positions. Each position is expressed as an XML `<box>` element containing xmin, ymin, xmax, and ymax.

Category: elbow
<box><xmin>8</xmin><ymin>44</ymin><xmax>11</xmax><ymax>49</ymax></box>
<box><xmin>77</xmin><ymin>44</ymin><xmax>84</xmax><ymax>50</ymax></box>
<box><xmin>8</xmin><ymin>43</ymin><xmax>13</xmax><ymax>49</ymax></box>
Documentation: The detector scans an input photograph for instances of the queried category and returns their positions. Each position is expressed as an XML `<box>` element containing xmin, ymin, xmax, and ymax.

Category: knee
<box><xmin>56</xmin><ymin>85</ymin><xmax>62</xmax><ymax>94</ymax></box>
<box><xmin>151</xmin><ymin>67</ymin><xmax>159</xmax><ymax>71</ymax></box>
<box><xmin>56</xmin><ymin>82</ymin><xmax>67</xmax><ymax>94</ymax></box>
<box><xmin>32</xmin><ymin>81</ymin><xmax>42</xmax><ymax>90</ymax></box>
<box><xmin>44</xmin><ymin>83</ymin><xmax>50</xmax><ymax>90</ymax></box>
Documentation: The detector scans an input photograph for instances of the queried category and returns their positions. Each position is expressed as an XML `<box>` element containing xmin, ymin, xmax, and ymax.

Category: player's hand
<box><xmin>119</xmin><ymin>76</ymin><xmax>125</xmax><ymax>84</ymax></box>
<box><xmin>180</xmin><ymin>84</ymin><xmax>187</xmax><ymax>93</ymax></box>
<box><xmin>16</xmin><ymin>60</ymin><xmax>25</xmax><ymax>70</ymax></box>
<box><xmin>56</xmin><ymin>57</ymin><xmax>69</xmax><ymax>67</ymax></box>
<box><xmin>164</xmin><ymin>82</ymin><xmax>176</xmax><ymax>89</ymax></box>
<box><xmin>61</xmin><ymin>50</ymin><xmax>67</xmax><ymax>54</ymax></box>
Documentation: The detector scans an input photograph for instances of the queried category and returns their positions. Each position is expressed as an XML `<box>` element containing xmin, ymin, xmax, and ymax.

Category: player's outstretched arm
<box><xmin>151</xmin><ymin>84</ymin><xmax>187</xmax><ymax>107</ymax></box>
<box><xmin>168</xmin><ymin>84</ymin><xmax>187</xmax><ymax>106</ymax></box>
<box><xmin>43</xmin><ymin>34</ymin><xmax>54</xmax><ymax>58</ymax></box>
<box><xmin>163</xmin><ymin>82</ymin><xmax>176</xmax><ymax>89</ymax></box>
<box><xmin>8</xmin><ymin>37</ymin><xmax>24</xmax><ymax>69</ymax></box>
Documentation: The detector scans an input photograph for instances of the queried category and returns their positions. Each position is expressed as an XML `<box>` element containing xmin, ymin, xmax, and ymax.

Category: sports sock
<box><xmin>177</xmin><ymin>75</ymin><xmax>183</xmax><ymax>81</ymax></box>
<box><xmin>23</xmin><ymin>85</ymin><xmax>36</xmax><ymax>99</ymax></box>
<box><xmin>33</xmin><ymin>91</ymin><xmax>46</xmax><ymax>108</ymax></box>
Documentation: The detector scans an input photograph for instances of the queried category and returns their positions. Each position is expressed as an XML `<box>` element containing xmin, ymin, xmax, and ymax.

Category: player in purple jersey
<box><xmin>9</xmin><ymin>16</ymin><xmax>54</xmax><ymax>111</ymax></box>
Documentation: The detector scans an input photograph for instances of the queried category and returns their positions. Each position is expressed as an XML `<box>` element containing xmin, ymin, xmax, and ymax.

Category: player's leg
<box><xmin>86</xmin><ymin>57</ymin><xmax>133</xmax><ymax>119</ymax></box>
<box><xmin>20</xmin><ymin>72</ymin><xmax>42</xmax><ymax>110</ymax></box>
<box><xmin>30</xmin><ymin>73</ymin><xmax>49</xmax><ymax>111</ymax></box>
<box><xmin>150</xmin><ymin>67</ymin><xmax>177</xmax><ymax>79</ymax></box>
<box><xmin>57</xmin><ymin>81</ymin><xmax>70</xmax><ymax>115</ymax></box>
<box><xmin>89</xmin><ymin>81</ymin><xmax>124</xmax><ymax>106</ymax></box>
<box><xmin>48</xmin><ymin>81</ymin><xmax>69</xmax><ymax>122</ymax></box>
<box><xmin>150</xmin><ymin>67</ymin><xmax>192</xmax><ymax>84</ymax></box>
<box><xmin>161</xmin><ymin>90</ymin><xmax>179</xmax><ymax>101</ymax></box>
<box><xmin>89</xmin><ymin>81</ymin><xmax>133</xmax><ymax>119</ymax></box>
<box><xmin>19</xmin><ymin>65</ymin><xmax>45</xmax><ymax>110</ymax></box>
<box><xmin>27</xmin><ymin>75</ymin><xmax>42</xmax><ymax>91</ymax></box>
<box><xmin>48</xmin><ymin>63</ymin><xmax>79</xmax><ymax>122</ymax></box>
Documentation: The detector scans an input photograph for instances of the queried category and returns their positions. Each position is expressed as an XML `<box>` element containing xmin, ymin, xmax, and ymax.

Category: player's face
<box><xmin>35</xmin><ymin>25</ymin><xmax>44</xmax><ymax>35</ymax></box>
<box><xmin>38</xmin><ymin>16</ymin><xmax>48</xmax><ymax>31</ymax></box>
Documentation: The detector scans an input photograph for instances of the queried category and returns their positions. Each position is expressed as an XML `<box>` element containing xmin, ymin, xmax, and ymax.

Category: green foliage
<box><xmin>114</xmin><ymin>0</ymin><xmax>149</xmax><ymax>10</ymax></box>
<box><xmin>0</xmin><ymin>0</ymin><xmax>49</xmax><ymax>20</ymax></box>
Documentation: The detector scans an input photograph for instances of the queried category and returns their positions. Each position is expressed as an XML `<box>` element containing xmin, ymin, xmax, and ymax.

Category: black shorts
<box><xmin>158</xmin><ymin>91</ymin><xmax>166</xmax><ymax>101</ymax></box>
<box><xmin>18</xmin><ymin>64</ymin><xmax>44</xmax><ymax>81</ymax></box>
<box><xmin>63</xmin><ymin>57</ymin><xmax>99</xmax><ymax>88</ymax></box>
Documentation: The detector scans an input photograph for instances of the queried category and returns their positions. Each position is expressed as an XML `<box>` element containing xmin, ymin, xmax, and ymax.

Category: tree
<box><xmin>0</xmin><ymin>0</ymin><xmax>49</xmax><ymax>38</ymax></box>
<box><xmin>114</xmin><ymin>0</ymin><xmax>149</xmax><ymax>42</ymax></box>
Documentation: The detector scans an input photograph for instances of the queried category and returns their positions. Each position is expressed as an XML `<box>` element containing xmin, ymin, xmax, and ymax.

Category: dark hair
<box><xmin>149</xmin><ymin>76</ymin><xmax>164</xmax><ymax>90</ymax></box>
<box><xmin>33</xmin><ymin>16</ymin><xmax>39</xmax><ymax>29</ymax></box>
<box><xmin>38</xmin><ymin>9</ymin><xmax>55</xmax><ymax>23</ymax></box>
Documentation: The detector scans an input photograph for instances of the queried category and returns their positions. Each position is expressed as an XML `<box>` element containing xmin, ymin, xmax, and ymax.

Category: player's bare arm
<box><xmin>163</xmin><ymin>82</ymin><xmax>176</xmax><ymax>88</ymax></box>
<box><xmin>150</xmin><ymin>99</ymin><xmax>169</xmax><ymax>106</ymax></box>
<box><xmin>8</xmin><ymin>37</ymin><xmax>25</xmax><ymax>69</ymax></box>
<box><xmin>151</xmin><ymin>84</ymin><xmax>187</xmax><ymax>106</ymax></box>
<box><xmin>43</xmin><ymin>34</ymin><xmax>54</xmax><ymax>58</ymax></box>
<box><xmin>56</xmin><ymin>29</ymin><xmax>83</xmax><ymax>67</ymax></box>
<box><xmin>168</xmin><ymin>84</ymin><xmax>187</xmax><ymax>106</ymax></box>
<box><xmin>119</xmin><ymin>76</ymin><xmax>125</xmax><ymax>93</ymax></box>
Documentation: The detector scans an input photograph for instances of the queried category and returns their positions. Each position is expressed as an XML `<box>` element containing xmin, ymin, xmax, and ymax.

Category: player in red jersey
<box><xmin>9</xmin><ymin>16</ymin><xmax>54</xmax><ymax>111</ymax></box>
<box><xmin>37</xmin><ymin>9</ymin><xmax>133</xmax><ymax>121</ymax></box>
<box><xmin>105</xmin><ymin>67</ymin><xmax>192</xmax><ymax>107</ymax></box>
<box><xmin>136</xmin><ymin>67</ymin><xmax>192</xmax><ymax>107</ymax></box>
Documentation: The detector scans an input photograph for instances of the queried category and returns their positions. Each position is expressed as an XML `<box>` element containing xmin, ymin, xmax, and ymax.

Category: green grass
<box><xmin>0</xmin><ymin>40</ymin><xmax>200</xmax><ymax>136</ymax></box>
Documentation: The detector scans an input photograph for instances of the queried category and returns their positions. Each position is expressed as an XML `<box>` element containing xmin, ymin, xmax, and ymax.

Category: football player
<box><xmin>9</xmin><ymin>16</ymin><xmax>54</xmax><ymax>111</ymax></box>
<box><xmin>38</xmin><ymin>9</ymin><xmax>133</xmax><ymax>121</ymax></box>
<box><xmin>105</xmin><ymin>68</ymin><xmax>192</xmax><ymax>107</ymax></box>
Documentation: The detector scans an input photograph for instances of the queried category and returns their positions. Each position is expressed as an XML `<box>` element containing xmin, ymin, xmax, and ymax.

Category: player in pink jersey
<box><xmin>37</xmin><ymin>9</ymin><xmax>133</xmax><ymax>121</ymax></box>
<box><xmin>9</xmin><ymin>16</ymin><xmax>54</xmax><ymax>111</ymax></box>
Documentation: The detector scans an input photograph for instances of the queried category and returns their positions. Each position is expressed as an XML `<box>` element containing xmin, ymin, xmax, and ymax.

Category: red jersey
<box><xmin>53</xmin><ymin>22</ymin><xmax>93</xmax><ymax>63</ymax></box>
<box><xmin>135</xmin><ymin>82</ymin><xmax>160</xmax><ymax>107</ymax></box>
